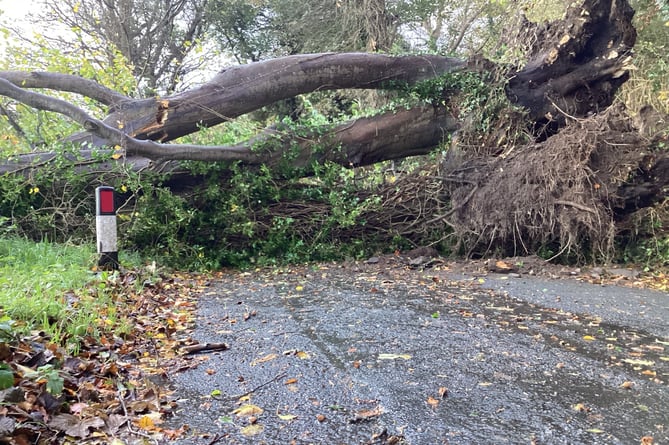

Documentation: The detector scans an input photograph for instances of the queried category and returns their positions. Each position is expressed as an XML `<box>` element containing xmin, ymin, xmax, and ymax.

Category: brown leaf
<box><xmin>251</xmin><ymin>353</ymin><xmax>278</xmax><ymax>366</ymax></box>
<box><xmin>438</xmin><ymin>386</ymin><xmax>448</xmax><ymax>398</ymax></box>
<box><xmin>49</xmin><ymin>414</ymin><xmax>106</xmax><ymax>438</ymax></box>
<box><xmin>620</xmin><ymin>381</ymin><xmax>634</xmax><ymax>389</ymax></box>
<box><xmin>427</xmin><ymin>396</ymin><xmax>440</xmax><ymax>409</ymax></box>
<box><xmin>351</xmin><ymin>406</ymin><xmax>383</xmax><ymax>422</ymax></box>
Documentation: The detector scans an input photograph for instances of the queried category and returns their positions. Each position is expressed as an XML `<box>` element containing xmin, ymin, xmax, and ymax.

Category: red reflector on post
<box><xmin>95</xmin><ymin>186</ymin><xmax>118</xmax><ymax>270</ymax></box>
<box><xmin>96</xmin><ymin>187</ymin><xmax>115</xmax><ymax>215</ymax></box>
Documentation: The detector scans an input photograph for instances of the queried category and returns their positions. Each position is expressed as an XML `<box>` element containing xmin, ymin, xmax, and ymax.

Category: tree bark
<box><xmin>506</xmin><ymin>0</ymin><xmax>636</xmax><ymax>136</ymax></box>
<box><xmin>0</xmin><ymin>105</ymin><xmax>458</xmax><ymax>176</ymax></box>
<box><xmin>67</xmin><ymin>53</ymin><xmax>467</xmax><ymax>149</ymax></box>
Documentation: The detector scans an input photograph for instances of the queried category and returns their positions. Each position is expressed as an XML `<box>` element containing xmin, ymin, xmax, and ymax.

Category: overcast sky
<box><xmin>0</xmin><ymin>0</ymin><xmax>33</xmax><ymax>22</ymax></box>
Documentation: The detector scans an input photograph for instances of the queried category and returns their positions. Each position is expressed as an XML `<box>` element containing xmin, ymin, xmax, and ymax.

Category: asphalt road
<box><xmin>165</xmin><ymin>262</ymin><xmax>669</xmax><ymax>444</ymax></box>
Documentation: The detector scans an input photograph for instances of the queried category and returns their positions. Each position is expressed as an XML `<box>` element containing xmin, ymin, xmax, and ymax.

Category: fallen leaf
<box><xmin>622</xmin><ymin>358</ymin><xmax>654</xmax><ymax>367</ymax></box>
<box><xmin>233</xmin><ymin>404</ymin><xmax>264</xmax><ymax>417</ymax></box>
<box><xmin>49</xmin><ymin>414</ymin><xmax>106</xmax><ymax>438</ymax></box>
<box><xmin>277</xmin><ymin>413</ymin><xmax>297</xmax><ymax>421</ymax></box>
<box><xmin>583</xmin><ymin>335</ymin><xmax>596</xmax><ymax>341</ymax></box>
<box><xmin>427</xmin><ymin>396</ymin><xmax>439</xmax><ymax>409</ymax></box>
<box><xmin>438</xmin><ymin>387</ymin><xmax>448</xmax><ymax>398</ymax></box>
<box><xmin>316</xmin><ymin>414</ymin><xmax>326</xmax><ymax>422</ymax></box>
<box><xmin>0</xmin><ymin>416</ymin><xmax>15</xmax><ymax>435</ymax></box>
<box><xmin>352</xmin><ymin>406</ymin><xmax>383</xmax><ymax>422</ymax></box>
<box><xmin>641</xmin><ymin>436</ymin><xmax>654</xmax><ymax>445</ymax></box>
<box><xmin>284</xmin><ymin>378</ymin><xmax>298</xmax><ymax>385</ymax></box>
<box><xmin>572</xmin><ymin>403</ymin><xmax>590</xmax><ymax>412</ymax></box>
<box><xmin>241</xmin><ymin>424</ymin><xmax>264</xmax><ymax>437</ymax></box>
<box><xmin>621</xmin><ymin>381</ymin><xmax>634</xmax><ymax>389</ymax></box>
<box><xmin>251</xmin><ymin>353</ymin><xmax>278</xmax><ymax>366</ymax></box>
<box><xmin>378</xmin><ymin>353</ymin><xmax>411</xmax><ymax>360</ymax></box>
<box><xmin>586</xmin><ymin>428</ymin><xmax>605</xmax><ymax>434</ymax></box>
<box><xmin>296</xmin><ymin>351</ymin><xmax>310</xmax><ymax>359</ymax></box>
<box><xmin>495</xmin><ymin>260</ymin><xmax>513</xmax><ymax>270</ymax></box>
<box><xmin>136</xmin><ymin>415</ymin><xmax>158</xmax><ymax>431</ymax></box>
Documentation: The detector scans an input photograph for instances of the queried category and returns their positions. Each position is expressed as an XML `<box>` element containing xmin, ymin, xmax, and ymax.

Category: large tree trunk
<box><xmin>66</xmin><ymin>53</ymin><xmax>467</xmax><ymax>148</ymax></box>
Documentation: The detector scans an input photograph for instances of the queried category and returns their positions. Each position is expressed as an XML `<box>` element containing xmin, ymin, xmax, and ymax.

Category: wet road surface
<box><xmin>166</xmin><ymin>263</ymin><xmax>669</xmax><ymax>444</ymax></box>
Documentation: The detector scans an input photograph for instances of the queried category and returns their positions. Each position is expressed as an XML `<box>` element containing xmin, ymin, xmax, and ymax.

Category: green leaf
<box><xmin>218</xmin><ymin>415</ymin><xmax>233</xmax><ymax>424</ymax></box>
<box><xmin>210</xmin><ymin>389</ymin><xmax>222</xmax><ymax>397</ymax></box>
<box><xmin>38</xmin><ymin>365</ymin><xmax>64</xmax><ymax>395</ymax></box>
<box><xmin>0</xmin><ymin>363</ymin><xmax>14</xmax><ymax>390</ymax></box>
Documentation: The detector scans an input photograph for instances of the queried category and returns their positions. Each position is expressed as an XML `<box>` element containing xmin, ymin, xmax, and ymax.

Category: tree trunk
<box><xmin>66</xmin><ymin>53</ymin><xmax>467</xmax><ymax>149</ymax></box>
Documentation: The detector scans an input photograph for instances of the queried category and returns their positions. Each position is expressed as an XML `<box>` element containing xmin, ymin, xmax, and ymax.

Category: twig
<box><xmin>207</xmin><ymin>433</ymin><xmax>223</xmax><ymax>445</ymax></box>
<box><xmin>423</xmin><ymin>184</ymin><xmax>479</xmax><ymax>225</ymax></box>
<box><xmin>116</xmin><ymin>387</ymin><xmax>154</xmax><ymax>442</ymax></box>
<box><xmin>227</xmin><ymin>372</ymin><xmax>288</xmax><ymax>401</ymax></box>
<box><xmin>554</xmin><ymin>199</ymin><xmax>597</xmax><ymax>214</ymax></box>
<box><xmin>182</xmin><ymin>342</ymin><xmax>229</xmax><ymax>355</ymax></box>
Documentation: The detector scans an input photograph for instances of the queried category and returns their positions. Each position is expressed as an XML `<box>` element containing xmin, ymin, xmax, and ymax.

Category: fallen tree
<box><xmin>0</xmin><ymin>0</ymin><xmax>667</xmax><ymax>264</ymax></box>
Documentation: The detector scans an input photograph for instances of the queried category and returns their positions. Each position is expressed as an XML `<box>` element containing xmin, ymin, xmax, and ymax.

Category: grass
<box><xmin>0</xmin><ymin>237</ymin><xmax>126</xmax><ymax>351</ymax></box>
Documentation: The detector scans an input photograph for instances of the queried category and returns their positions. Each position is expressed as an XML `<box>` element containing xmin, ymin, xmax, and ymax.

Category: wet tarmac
<box><xmin>166</xmin><ymin>264</ymin><xmax>669</xmax><ymax>444</ymax></box>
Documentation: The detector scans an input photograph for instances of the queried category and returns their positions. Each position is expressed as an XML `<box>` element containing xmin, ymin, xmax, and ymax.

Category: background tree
<box><xmin>19</xmin><ymin>0</ymin><xmax>211</xmax><ymax>95</ymax></box>
<box><xmin>206</xmin><ymin>0</ymin><xmax>400</xmax><ymax>62</ymax></box>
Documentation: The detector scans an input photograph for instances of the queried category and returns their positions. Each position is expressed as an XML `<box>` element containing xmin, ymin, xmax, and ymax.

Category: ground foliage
<box><xmin>0</xmin><ymin>267</ymin><xmax>209</xmax><ymax>444</ymax></box>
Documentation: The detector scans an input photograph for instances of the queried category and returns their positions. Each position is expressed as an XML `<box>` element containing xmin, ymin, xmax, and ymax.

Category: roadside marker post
<box><xmin>95</xmin><ymin>186</ymin><xmax>119</xmax><ymax>270</ymax></box>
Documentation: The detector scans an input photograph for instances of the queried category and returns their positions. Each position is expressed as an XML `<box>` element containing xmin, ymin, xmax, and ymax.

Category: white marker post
<box><xmin>95</xmin><ymin>186</ymin><xmax>118</xmax><ymax>270</ymax></box>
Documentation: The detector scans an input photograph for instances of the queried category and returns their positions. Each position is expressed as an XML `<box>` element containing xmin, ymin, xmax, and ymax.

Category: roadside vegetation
<box><xmin>0</xmin><ymin>236</ymin><xmax>204</xmax><ymax>443</ymax></box>
<box><xmin>0</xmin><ymin>238</ymin><xmax>99</xmax><ymax>349</ymax></box>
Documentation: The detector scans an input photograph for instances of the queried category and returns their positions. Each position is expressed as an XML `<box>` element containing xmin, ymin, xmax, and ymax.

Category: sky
<box><xmin>0</xmin><ymin>0</ymin><xmax>33</xmax><ymax>23</ymax></box>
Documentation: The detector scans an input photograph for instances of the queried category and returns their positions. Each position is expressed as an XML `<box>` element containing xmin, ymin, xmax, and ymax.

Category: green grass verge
<box><xmin>0</xmin><ymin>237</ymin><xmax>122</xmax><ymax>351</ymax></box>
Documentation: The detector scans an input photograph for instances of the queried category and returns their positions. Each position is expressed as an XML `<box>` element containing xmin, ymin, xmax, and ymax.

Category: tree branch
<box><xmin>0</xmin><ymin>71</ymin><xmax>131</xmax><ymax>106</ymax></box>
<box><xmin>0</xmin><ymin>77</ymin><xmax>456</xmax><ymax>167</ymax></box>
